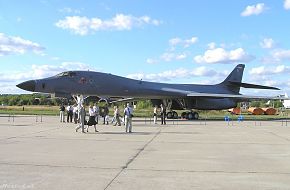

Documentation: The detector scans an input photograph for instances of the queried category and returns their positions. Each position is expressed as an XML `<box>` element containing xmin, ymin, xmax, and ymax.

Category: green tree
<box><xmin>137</xmin><ymin>100</ymin><xmax>153</xmax><ymax>109</ymax></box>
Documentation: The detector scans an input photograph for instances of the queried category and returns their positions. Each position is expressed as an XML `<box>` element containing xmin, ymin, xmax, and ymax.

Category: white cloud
<box><xmin>31</xmin><ymin>62</ymin><xmax>94</xmax><ymax>78</ymax></box>
<box><xmin>168</xmin><ymin>36</ymin><xmax>198</xmax><ymax>48</ymax></box>
<box><xmin>58</xmin><ymin>7</ymin><xmax>81</xmax><ymax>14</ymax></box>
<box><xmin>261</xmin><ymin>48</ymin><xmax>290</xmax><ymax>64</ymax></box>
<box><xmin>284</xmin><ymin>0</ymin><xmax>290</xmax><ymax>10</ymax></box>
<box><xmin>260</xmin><ymin>38</ymin><xmax>275</xmax><ymax>49</ymax></box>
<box><xmin>184</xmin><ymin>37</ymin><xmax>198</xmax><ymax>48</ymax></box>
<box><xmin>146</xmin><ymin>58</ymin><xmax>158</xmax><ymax>64</ymax></box>
<box><xmin>55</xmin><ymin>14</ymin><xmax>161</xmax><ymax>35</ymax></box>
<box><xmin>0</xmin><ymin>62</ymin><xmax>97</xmax><ymax>94</ymax></box>
<box><xmin>160</xmin><ymin>52</ymin><xmax>187</xmax><ymax>62</ymax></box>
<box><xmin>169</xmin><ymin>38</ymin><xmax>182</xmax><ymax>46</ymax></box>
<box><xmin>249</xmin><ymin>66</ymin><xmax>269</xmax><ymax>75</ymax></box>
<box><xmin>260</xmin><ymin>56</ymin><xmax>279</xmax><ymax>64</ymax></box>
<box><xmin>241</xmin><ymin>3</ymin><xmax>266</xmax><ymax>17</ymax></box>
<box><xmin>0</xmin><ymin>33</ymin><xmax>44</xmax><ymax>56</ymax></box>
<box><xmin>160</xmin><ymin>52</ymin><xmax>175</xmax><ymax>62</ymax></box>
<box><xmin>248</xmin><ymin>65</ymin><xmax>290</xmax><ymax>94</ymax></box>
<box><xmin>147</xmin><ymin>52</ymin><xmax>187</xmax><ymax>63</ymax></box>
<box><xmin>194</xmin><ymin>47</ymin><xmax>255</xmax><ymax>64</ymax></box>
<box><xmin>249</xmin><ymin>65</ymin><xmax>290</xmax><ymax>75</ymax></box>
<box><xmin>147</xmin><ymin>36</ymin><xmax>197</xmax><ymax>64</ymax></box>
<box><xmin>176</xmin><ymin>53</ymin><xmax>187</xmax><ymax>60</ymax></box>
<box><xmin>207</xmin><ymin>42</ymin><xmax>216</xmax><ymax>50</ymax></box>
<box><xmin>127</xmin><ymin>66</ymin><xmax>221</xmax><ymax>82</ymax></box>
<box><xmin>0</xmin><ymin>62</ymin><xmax>94</xmax><ymax>83</ymax></box>
<box><xmin>191</xmin><ymin>66</ymin><xmax>217</xmax><ymax>77</ymax></box>
<box><xmin>272</xmin><ymin>49</ymin><xmax>290</xmax><ymax>61</ymax></box>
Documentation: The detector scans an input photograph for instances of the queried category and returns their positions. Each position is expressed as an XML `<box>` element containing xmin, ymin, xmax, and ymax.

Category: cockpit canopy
<box><xmin>55</xmin><ymin>71</ymin><xmax>77</xmax><ymax>78</ymax></box>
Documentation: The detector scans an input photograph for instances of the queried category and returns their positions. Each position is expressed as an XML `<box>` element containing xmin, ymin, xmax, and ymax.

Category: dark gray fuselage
<box><xmin>32</xmin><ymin>71</ymin><xmax>238</xmax><ymax>110</ymax></box>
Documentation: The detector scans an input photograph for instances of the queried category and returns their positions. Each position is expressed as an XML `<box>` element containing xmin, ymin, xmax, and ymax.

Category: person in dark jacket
<box><xmin>160</xmin><ymin>104</ymin><xmax>166</xmax><ymax>125</ymax></box>
<box><xmin>59</xmin><ymin>104</ymin><xmax>65</xmax><ymax>122</ymax></box>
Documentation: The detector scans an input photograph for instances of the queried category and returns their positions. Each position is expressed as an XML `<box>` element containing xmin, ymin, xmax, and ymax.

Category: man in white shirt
<box><xmin>153</xmin><ymin>105</ymin><xmax>158</xmax><ymax>124</ymax></box>
<box><xmin>75</xmin><ymin>105</ymin><xmax>86</xmax><ymax>133</ymax></box>
<box><xmin>73</xmin><ymin>104</ymin><xmax>78</xmax><ymax>124</ymax></box>
<box><xmin>93</xmin><ymin>103</ymin><xmax>99</xmax><ymax>124</ymax></box>
<box><xmin>124</xmin><ymin>103</ymin><xmax>133</xmax><ymax>133</ymax></box>
<box><xmin>66</xmin><ymin>105</ymin><xmax>73</xmax><ymax>123</ymax></box>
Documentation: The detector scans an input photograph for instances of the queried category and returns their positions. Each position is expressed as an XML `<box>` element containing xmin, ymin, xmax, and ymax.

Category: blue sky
<box><xmin>0</xmin><ymin>0</ymin><xmax>290</xmax><ymax>96</ymax></box>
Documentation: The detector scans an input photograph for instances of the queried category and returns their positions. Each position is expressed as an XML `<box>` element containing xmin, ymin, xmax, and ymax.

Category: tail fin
<box><xmin>220</xmin><ymin>64</ymin><xmax>245</xmax><ymax>93</ymax></box>
<box><xmin>220</xmin><ymin>64</ymin><xmax>279</xmax><ymax>93</ymax></box>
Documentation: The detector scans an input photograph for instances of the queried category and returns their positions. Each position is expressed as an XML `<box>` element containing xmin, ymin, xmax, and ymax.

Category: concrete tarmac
<box><xmin>0</xmin><ymin>115</ymin><xmax>290</xmax><ymax>190</ymax></box>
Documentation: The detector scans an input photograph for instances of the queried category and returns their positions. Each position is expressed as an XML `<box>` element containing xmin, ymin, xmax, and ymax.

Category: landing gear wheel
<box><xmin>181</xmin><ymin>112</ymin><xmax>187</xmax><ymax>119</ymax></box>
<box><xmin>187</xmin><ymin>112</ymin><xmax>194</xmax><ymax>120</ymax></box>
<box><xmin>166</xmin><ymin>111</ymin><xmax>178</xmax><ymax>119</ymax></box>
<box><xmin>193</xmin><ymin>112</ymin><xmax>199</xmax><ymax>120</ymax></box>
<box><xmin>172</xmin><ymin>111</ymin><xmax>178</xmax><ymax>119</ymax></box>
<box><xmin>166</xmin><ymin>112</ymin><xmax>173</xmax><ymax>119</ymax></box>
<box><xmin>186</xmin><ymin>112</ymin><xmax>199</xmax><ymax>120</ymax></box>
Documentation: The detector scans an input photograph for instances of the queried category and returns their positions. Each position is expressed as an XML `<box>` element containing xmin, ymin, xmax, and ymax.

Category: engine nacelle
<box><xmin>151</xmin><ymin>98</ymin><xmax>237</xmax><ymax>110</ymax></box>
<box><xmin>185</xmin><ymin>98</ymin><xmax>237</xmax><ymax>110</ymax></box>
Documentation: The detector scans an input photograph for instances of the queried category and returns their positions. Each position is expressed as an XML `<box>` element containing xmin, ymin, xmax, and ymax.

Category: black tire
<box><xmin>181</xmin><ymin>112</ymin><xmax>187</xmax><ymax>119</ymax></box>
<box><xmin>193</xmin><ymin>112</ymin><xmax>199</xmax><ymax>120</ymax></box>
<box><xmin>166</xmin><ymin>112</ymin><xmax>173</xmax><ymax>119</ymax></box>
<box><xmin>187</xmin><ymin>112</ymin><xmax>194</xmax><ymax>120</ymax></box>
<box><xmin>172</xmin><ymin>111</ymin><xmax>178</xmax><ymax>119</ymax></box>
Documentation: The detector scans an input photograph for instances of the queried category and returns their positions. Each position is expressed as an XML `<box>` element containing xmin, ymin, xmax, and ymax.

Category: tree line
<box><xmin>0</xmin><ymin>94</ymin><xmax>154</xmax><ymax>108</ymax></box>
<box><xmin>0</xmin><ymin>94</ymin><xmax>283</xmax><ymax>108</ymax></box>
<box><xmin>0</xmin><ymin>94</ymin><xmax>61</xmax><ymax>106</ymax></box>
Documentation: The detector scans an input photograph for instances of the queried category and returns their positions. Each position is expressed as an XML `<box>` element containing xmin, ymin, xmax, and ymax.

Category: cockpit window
<box><xmin>55</xmin><ymin>71</ymin><xmax>77</xmax><ymax>78</ymax></box>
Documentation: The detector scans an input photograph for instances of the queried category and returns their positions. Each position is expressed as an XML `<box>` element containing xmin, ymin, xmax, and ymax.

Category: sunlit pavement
<box><xmin>0</xmin><ymin>116</ymin><xmax>290</xmax><ymax>190</ymax></box>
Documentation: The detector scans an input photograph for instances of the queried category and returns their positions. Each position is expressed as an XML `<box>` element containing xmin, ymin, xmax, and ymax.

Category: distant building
<box><xmin>283</xmin><ymin>93</ymin><xmax>290</xmax><ymax>109</ymax></box>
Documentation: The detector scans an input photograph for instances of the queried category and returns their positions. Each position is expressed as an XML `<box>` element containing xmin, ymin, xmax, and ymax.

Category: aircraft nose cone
<box><xmin>16</xmin><ymin>80</ymin><xmax>36</xmax><ymax>92</ymax></box>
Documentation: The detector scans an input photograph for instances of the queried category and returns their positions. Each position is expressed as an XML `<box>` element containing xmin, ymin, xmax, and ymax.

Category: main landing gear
<box><xmin>182</xmin><ymin>111</ymin><xmax>199</xmax><ymax>120</ymax></box>
<box><xmin>166</xmin><ymin>111</ymin><xmax>199</xmax><ymax>120</ymax></box>
<box><xmin>162</xmin><ymin>99</ymin><xmax>199</xmax><ymax>120</ymax></box>
<box><xmin>166</xmin><ymin>111</ymin><xmax>178</xmax><ymax>119</ymax></box>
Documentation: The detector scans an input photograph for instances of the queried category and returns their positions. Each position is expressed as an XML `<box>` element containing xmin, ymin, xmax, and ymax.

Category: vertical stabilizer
<box><xmin>220</xmin><ymin>64</ymin><xmax>245</xmax><ymax>93</ymax></box>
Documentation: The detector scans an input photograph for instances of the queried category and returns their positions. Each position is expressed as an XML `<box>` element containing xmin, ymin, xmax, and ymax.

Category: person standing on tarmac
<box><xmin>111</xmin><ymin>106</ymin><xmax>116</xmax><ymax>124</ymax></box>
<box><xmin>153</xmin><ymin>105</ymin><xmax>158</xmax><ymax>124</ymax></box>
<box><xmin>87</xmin><ymin>105</ymin><xmax>98</xmax><ymax>132</ymax></box>
<box><xmin>66</xmin><ymin>104</ymin><xmax>73</xmax><ymax>123</ymax></box>
<box><xmin>160</xmin><ymin>103</ymin><xmax>166</xmax><ymax>125</ymax></box>
<box><xmin>113</xmin><ymin>105</ymin><xmax>121</xmax><ymax>126</ymax></box>
<box><xmin>73</xmin><ymin>104</ymin><xmax>78</xmax><ymax>124</ymax></box>
<box><xmin>103</xmin><ymin>104</ymin><xmax>109</xmax><ymax>125</ymax></box>
<box><xmin>124</xmin><ymin>103</ymin><xmax>133</xmax><ymax>133</ymax></box>
<box><xmin>76</xmin><ymin>105</ymin><xmax>86</xmax><ymax>133</ymax></box>
<box><xmin>93</xmin><ymin>103</ymin><xmax>99</xmax><ymax>124</ymax></box>
<box><xmin>59</xmin><ymin>104</ymin><xmax>65</xmax><ymax>122</ymax></box>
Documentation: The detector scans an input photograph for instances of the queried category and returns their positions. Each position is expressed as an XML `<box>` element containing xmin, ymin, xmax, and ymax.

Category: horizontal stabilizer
<box><xmin>229</xmin><ymin>82</ymin><xmax>280</xmax><ymax>90</ymax></box>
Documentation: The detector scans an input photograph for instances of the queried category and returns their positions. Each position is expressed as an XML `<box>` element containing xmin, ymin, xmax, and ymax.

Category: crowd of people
<box><xmin>59</xmin><ymin>102</ymin><xmax>167</xmax><ymax>134</ymax></box>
